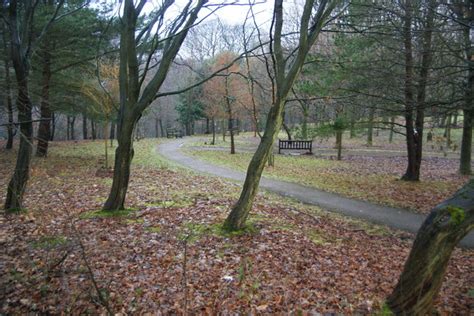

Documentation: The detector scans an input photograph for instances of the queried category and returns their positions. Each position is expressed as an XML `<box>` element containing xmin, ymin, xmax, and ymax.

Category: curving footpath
<box><xmin>158</xmin><ymin>139</ymin><xmax>474</xmax><ymax>248</ymax></box>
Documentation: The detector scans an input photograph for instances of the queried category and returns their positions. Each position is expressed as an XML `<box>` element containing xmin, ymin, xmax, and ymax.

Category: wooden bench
<box><xmin>166</xmin><ymin>128</ymin><xmax>183</xmax><ymax>138</ymax></box>
<box><xmin>278</xmin><ymin>140</ymin><xmax>312</xmax><ymax>154</ymax></box>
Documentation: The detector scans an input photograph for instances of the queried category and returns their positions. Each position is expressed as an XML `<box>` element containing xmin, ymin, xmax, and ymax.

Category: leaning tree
<box><xmin>224</xmin><ymin>0</ymin><xmax>340</xmax><ymax>230</ymax></box>
<box><xmin>387</xmin><ymin>179</ymin><xmax>473</xmax><ymax>314</ymax></box>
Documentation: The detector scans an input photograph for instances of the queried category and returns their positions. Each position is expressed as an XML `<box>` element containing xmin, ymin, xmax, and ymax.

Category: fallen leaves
<box><xmin>0</xmin><ymin>140</ymin><xmax>472</xmax><ymax>314</ymax></box>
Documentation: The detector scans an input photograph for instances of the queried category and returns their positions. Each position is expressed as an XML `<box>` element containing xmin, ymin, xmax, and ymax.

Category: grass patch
<box><xmin>31</xmin><ymin>235</ymin><xmax>68</xmax><ymax>249</ymax></box>
<box><xmin>80</xmin><ymin>208</ymin><xmax>137</xmax><ymax>219</ymax></box>
<box><xmin>145</xmin><ymin>226</ymin><xmax>162</xmax><ymax>233</ymax></box>
<box><xmin>124</xmin><ymin>218</ymin><xmax>144</xmax><ymax>224</ymax></box>
<box><xmin>146</xmin><ymin>198</ymin><xmax>194</xmax><ymax>208</ymax></box>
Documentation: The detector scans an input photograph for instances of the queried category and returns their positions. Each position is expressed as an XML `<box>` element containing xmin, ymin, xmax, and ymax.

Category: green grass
<box><xmin>80</xmin><ymin>208</ymin><xmax>137</xmax><ymax>219</ymax></box>
<box><xmin>31</xmin><ymin>235</ymin><xmax>68</xmax><ymax>249</ymax></box>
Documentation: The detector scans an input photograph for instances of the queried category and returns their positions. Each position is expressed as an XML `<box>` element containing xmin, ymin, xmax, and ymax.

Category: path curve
<box><xmin>158</xmin><ymin>139</ymin><xmax>474</xmax><ymax>248</ymax></box>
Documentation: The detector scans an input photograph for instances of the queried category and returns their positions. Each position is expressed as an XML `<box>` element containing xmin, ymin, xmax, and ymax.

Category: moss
<box><xmin>377</xmin><ymin>303</ymin><xmax>394</xmax><ymax>315</ymax></box>
<box><xmin>80</xmin><ymin>208</ymin><xmax>137</xmax><ymax>219</ymax></box>
<box><xmin>31</xmin><ymin>235</ymin><xmax>68</xmax><ymax>249</ymax></box>
<box><xmin>305</xmin><ymin>229</ymin><xmax>328</xmax><ymax>245</ymax></box>
<box><xmin>446</xmin><ymin>205</ymin><xmax>465</xmax><ymax>225</ymax></box>
<box><xmin>147</xmin><ymin>198</ymin><xmax>193</xmax><ymax>208</ymax></box>
<box><xmin>146</xmin><ymin>226</ymin><xmax>161</xmax><ymax>233</ymax></box>
<box><xmin>124</xmin><ymin>218</ymin><xmax>144</xmax><ymax>224</ymax></box>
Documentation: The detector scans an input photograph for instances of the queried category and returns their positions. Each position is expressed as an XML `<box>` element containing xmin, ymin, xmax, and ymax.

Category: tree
<box><xmin>202</xmin><ymin>52</ymin><xmax>245</xmax><ymax>154</ymax></box>
<box><xmin>35</xmin><ymin>2</ymin><xmax>111</xmax><ymax>157</ymax></box>
<box><xmin>386</xmin><ymin>179</ymin><xmax>474</xmax><ymax>314</ymax></box>
<box><xmin>1</xmin><ymin>20</ymin><xmax>14</xmax><ymax>149</ymax></box>
<box><xmin>224</xmin><ymin>0</ymin><xmax>339</xmax><ymax>230</ymax></box>
<box><xmin>2</xmin><ymin>0</ymin><xmax>65</xmax><ymax>211</ymax></box>
<box><xmin>103</xmin><ymin>0</ymin><xmax>208</xmax><ymax>210</ymax></box>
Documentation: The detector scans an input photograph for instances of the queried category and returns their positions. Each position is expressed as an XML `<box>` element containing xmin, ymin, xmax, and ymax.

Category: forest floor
<box><xmin>0</xmin><ymin>139</ymin><xmax>472</xmax><ymax>314</ymax></box>
<box><xmin>186</xmin><ymin>131</ymin><xmax>471</xmax><ymax>213</ymax></box>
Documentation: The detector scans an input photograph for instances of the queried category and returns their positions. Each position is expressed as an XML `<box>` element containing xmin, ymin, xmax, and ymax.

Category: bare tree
<box><xmin>224</xmin><ymin>0</ymin><xmax>340</xmax><ymax>230</ymax></box>
<box><xmin>103</xmin><ymin>0</ymin><xmax>209</xmax><ymax>210</ymax></box>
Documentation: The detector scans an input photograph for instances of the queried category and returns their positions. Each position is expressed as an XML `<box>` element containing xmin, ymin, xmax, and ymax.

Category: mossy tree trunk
<box><xmin>224</xmin><ymin>0</ymin><xmax>337</xmax><ymax>231</ymax></box>
<box><xmin>387</xmin><ymin>179</ymin><xmax>474</xmax><ymax>314</ymax></box>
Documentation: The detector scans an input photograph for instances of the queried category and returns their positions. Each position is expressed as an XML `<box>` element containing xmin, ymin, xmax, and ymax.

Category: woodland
<box><xmin>0</xmin><ymin>0</ymin><xmax>473</xmax><ymax>314</ymax></box>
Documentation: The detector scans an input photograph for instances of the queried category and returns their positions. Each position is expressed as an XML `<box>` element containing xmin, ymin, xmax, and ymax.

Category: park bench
<box><xmin>278</xmin><ymin>139</ymin><xmax>312</xmax><ymax>154</ymax></box>
<box><xmin>166</xmin><ymin>128</ymin><xmax>183</xmax><ymax>138</ymax></box>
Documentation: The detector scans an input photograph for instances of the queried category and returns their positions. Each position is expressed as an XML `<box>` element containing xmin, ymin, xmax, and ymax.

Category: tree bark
<box><xmin>2</xmin><ymin>28</ymin><xmax>14</xmax><ymax>150</ymax></box>
<box><xmin>211</xmin><ymin>117</ymin><xmax>216</xmax><ymax>145</ymax></box>
<box><xmin>367</xmin><ymin>106</ymin><xmax>374</xmax><ymax>146</ymax></box>
<box><xmin>387</xmin><ymin>179</ymin><xmax>474</xmax><ymax>314</ymax></box>
<box><xmin>50</xmin><ymin>112</ymin><xmax>55</xmax><ymax>141</ymax></box>
<box><xmin>82</xmin><ymin>113</ymin><xmax>88</xmax><ymax>139</ymax></box>
<box><xmin>459</xmin><ymin>3</ymin><xmax>473</xmax><ymax>174</ymax></box>
<box><xmin>402</xmin><ymin>0</ymin><xmax>435</xmax><ymax>181</ymax></box>
<box><xmin>389</xmin><ymin>116</ymin><xmax>395</xmax><ymax>143</ymax></box>
<box><xmin>223</xmin><ymin>0</ymin><xmax>335</xmax><ymax>230</ymax></box>
<box><xmin>4</xmin><ymin>0</ymin><xmax>34</xmax><ymax>211</ymax></box>
<box><xmin>336</xmin><ymin>130</ymin><xmax>342</xmax><ymax>160</ymax></box>
<box><xmin>91</xmin><ymin>119</ymin><xmax>96</xmax><ymax>140</ymax></box>
<box><xmin>103</xmin><ymin>118</ymin><xmax>136</xmax><ymax>210</ymax></box>
<box><xmin>460</xmin><ymin>109</ymin><xmax>472</xmax><ymax>174</ymax></box>
<box><xmin>36</xmin><ymin>39</ymin><xmax>52</xmax><ymax>157</ymax></box>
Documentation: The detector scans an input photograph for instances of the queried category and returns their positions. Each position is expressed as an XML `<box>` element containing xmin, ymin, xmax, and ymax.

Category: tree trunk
<box><xmin>229</xmin><ymin>118</ymin><xmax>235</xmax><ymax>154</ymax></box>
<box><xmin>336</xmin><ymin>130</ymin><xmax>342</xmax><ymax>161</ymax></box>
<box><xmin>2</xmin><ymin>32</ymin><xmax>14</xmax><ymax>150</ymax></box>
<box><xmin>222</xmin><ymin>120</ymin><xmax>226</xmax><ymax>142</ymax></box>
<box><xmin>460</xmin><ymin>109</ymin><xmax>472</xmax><ymax>174</ymax></box>
<box><xmin>70</xmin><ymin>116</ymin><xmax>76</xmax><ymax>140</ymax></box>
<box><xmin>36</xmin><ymin>42</ymin><xmax>52</xmax><ymax>157</ymax></box>
<box><xmin>50</xmin><ymin>112</ymin><xmax>56</xmax><ymax>141</ymax></box>
<box><xmin>445</xmin><ymin>114</ymin><xmax>452</xmax><ymax>148</ymax></box>
<box><xmin>205</xmin><ymin>117</ymin><xmax>210</xmax><ymax>134</ymax></box>
<box><xmin>103</xmin><ymin>117</ymin><xmax>136</xmax><ymax>210</ymax></box>
<box><xmin>154</xmin><ymin>118</ymin><xmax>159</xmax><ymax>138</ymax></box>
<box><xmin>302</xmin><ymin>107</ymin><xmax>309</xmax><ymax>140</ymax></box>
<box><xmin>349</xmin><ymin>116</ymin><xmax>355</xmax><ymax>139</ymax></box>
<box><xmin>211</xmin><ymin>118</ymin><xmax>216</xmax><ymax>145</ymax></box>
<box><xmin>110</xmin><ymin>122</ymin><xmax>115</xmax><ymax>147</ymax></box>
<box><xmin>82</xmin><ymin>114</ymin><xmax>88</xmax><ymax>139</ymax></box>
<box><xmin>402</xmin><ymin>0</ymin><xmax>435</xmax><ymax>181</ymax></box>
<box><xmin>91</xmin><ymin>119</ymin><xmax>97</xmax><ymax>140</ymax></box>
<box><xmin>387</xmin><ymin>179</ymin><xmax>474</xmax><ymax>314</ymax></box>
<box><xmin>389</xmin><ymin>116</ymin><xmax>395</xmax><ymax>143</ymax></box>
<box><xmin>224</xmin><ymin>101</ymin><xmax>284</xmax><ymax>230</ymax></box>
<box><xmin>5</xmin><ymin>81</ymin><xmax>33</xmax><ymax>211</ymax></box>
<box><xmin>367</xmin><ymin>106</ymin><xmax>375</xmax><ymax>146</ymax></box>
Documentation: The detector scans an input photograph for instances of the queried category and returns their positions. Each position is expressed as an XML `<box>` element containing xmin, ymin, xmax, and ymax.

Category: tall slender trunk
<box><xmin>349</xmin><ymin>116</ymin><xmax>355</xmax><ymax>139</ymax></box>
<box><xmin>229</xmin><ymin>118</ymin><xmax>235</xmax><ymax>154</ymax></box>
<box><xmin>336</xmin><ymin>130</ymin><xmax>342</xmax><ymax>160</ymax></box>
<box><xmin>221</xmin><ymin>120</ymin><xmax>226</xmax><ymax>142</ymax></box>
<box><xmin>36</xmin><ymin>41</ymin><xmax>52</xmax><ymax>157</ymax></box>
<box><xmin>70</xmin><ymin>116</ymin><xmax>76</xmax><ymax>140</ymax></box>
<box><xmin>110</xmin><ymin>122</ymin><xmax>115</xmax><ymax>147</ymax></box>
<box><xmin>2</xmin><ymin>32</ymin><xmax>14</xmax><ymax>150</ymax></box>
<box><xmin>460</xmin><ymin>109</ymin><xmax>472</xmax><ymax>174</ymax></box>
<box><xmin>91</xmin><ymin>119</ymin><xmax>97</xmax><ymax>140</ymax></box>
<box><xmin>82</xmin><ymin>114</ymin><xmax>88</xmax><ymax>139</ymax></box>
<box><xmin>445</xmin><ymin>114</ymin><xmax>451</xmax><ymax>147</ymax></box>
<box><xmin>50</xmin><ymin>112</ymin><xmax>55</xmax><ymax>141</ymax></box>
<box><xmin>460</xmin><ymin>6</ymin><xmax>473</xmax><ymax>174</ymax></box>
<box><xmin>302</xmin><ymin>107</ymin><xmax>309</xmax><ymax>139</ymax></box>
<box><xmin>402</xmin><ymin>0</ymin><xmax>435</xmax><ymax>181</ymax></box>
<box><xmin>211</xmin><ymin>117</ymin><xmax>216</xmax><ymax>145</ymax></box>
<box><xmin>389</xmin><ymin>116</ymin><xmax>395</xmax><ymax>143</ymax></box>
<box><xmin>154</xmin><ymin>118</ymin><xmax>159</xmax><ymax>138</ymax></box>
<box><xmin>387</xmin><ymin>179</ymin><xmax>474</xmax><ymax>314</ymax></box>
<box><xmin>205</xmin><ymin>117</ymin><xmax>210</xmax><ymax>134</ymax></box>
<box><xmin>367</xmin><ymin>106</ymin><xmax>375</xmax><ymax>146</ymax></box>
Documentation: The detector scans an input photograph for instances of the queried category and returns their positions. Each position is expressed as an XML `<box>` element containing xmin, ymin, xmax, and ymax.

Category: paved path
<box><xmin>158</xmin><ymin>139</ymin><xmax>474</xmax><ymax>248</ymax></box>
